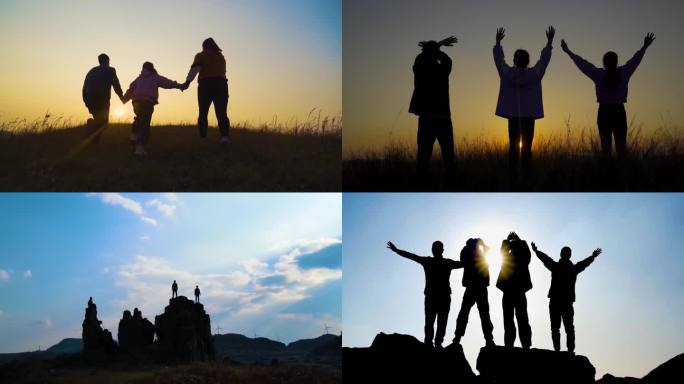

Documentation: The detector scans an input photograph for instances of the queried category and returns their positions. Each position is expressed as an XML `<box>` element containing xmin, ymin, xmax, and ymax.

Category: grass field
<box><xmin>343</xmin><ymin>123</ymin><xmax>683</xmax><ymax>191</ymax></box>
<box><xmin>0</xmin><ymin>114</ymin><xmax>340</xmax><ymax>191</ymax></box>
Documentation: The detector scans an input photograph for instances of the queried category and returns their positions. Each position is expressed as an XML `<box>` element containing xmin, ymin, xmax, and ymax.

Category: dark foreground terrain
<box><xmin>0</xmin><ymin>118</ymin><xmax>340</xmax><ymax>191</ymax></box>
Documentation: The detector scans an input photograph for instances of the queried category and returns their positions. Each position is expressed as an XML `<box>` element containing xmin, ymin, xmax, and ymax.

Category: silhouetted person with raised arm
<box><xmin>454</xmin><ymin>238</ymin><xmax>495</xmax><ymax>347</ymax></box>
<box><xmin>183</xmin><ymin>38</ymin><xmax>230</xmax><ymax>144</ymax></box>
<box><xmin>387</xmin><ymin>240</ymin><xmax>462</xmax><ymax>348</ymax></box>
<box><xmin>561</xmin><ymin>33</ymin><xmax>655</xmax><ymax>159</ymax></box>
<box><xmin>497</xmin><ymin>232</ymin><xmax>532</xmax><ymax>349</ymax></box>
<box><xmin>494</xmin><ymin>27</ymin><xmax>555</xmax><ymax>178</ymax></box>
<box><xmin>172</xmin><ymin>280</ymin><xmax>178</xmax><ymax>298</ymax></box>
<box><xmin>531</xmin><ymin>242</ymin><xmax>602</xmax><ymax>353</ymax></box>
<box><xmin>194</xmin><ymin>285</ymin><xmax>201</xmax><ymax>303</ymax></box>
<box><xmin>82</xmin><ymin>54</ymin><xmax>124</xmax><ymax>143</ymax></box>
<box><xmin>409</xmin><ymin>36</ymin><xmax>458</xmax><ymax>177</ymax></box>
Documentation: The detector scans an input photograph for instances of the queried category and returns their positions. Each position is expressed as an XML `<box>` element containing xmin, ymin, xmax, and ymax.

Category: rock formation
<box><xmin>343</xmin><ymin>332</ymin><xmax>474</xmax><ymax>383</ymax></box>
<box><xmin>476</xmin><ymin>345</ymin><xmax>596</xmax><ymax>384</ymax></box>
<box><xmin>154</xmin><ymin>296</ymin><xmax>215</xmax><ymax>362</ymax></box>
<box><xmin>81</xmin><ymin>300</ymin><xmax>116</xmax><ymax>353</ymax></box>
<box><xmin>117</xmin><ymin>308</ymin><xmax>155</xmax><ymax>351</ymax></box>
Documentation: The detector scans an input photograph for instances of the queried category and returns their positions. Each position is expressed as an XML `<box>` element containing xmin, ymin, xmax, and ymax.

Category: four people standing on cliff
<box><xmin>388</xmin><ymin>233</ymin><xmax>602</xmax><ymax>352</ymax></box>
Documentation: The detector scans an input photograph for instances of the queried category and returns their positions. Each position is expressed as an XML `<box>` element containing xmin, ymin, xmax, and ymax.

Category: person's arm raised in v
<box><xmin>561</xmin><ymin>39</ymin><xmax>601</xmax><ymax>82</ymax></box>
<box><xmin>533</xmin><ymin>26</ymin><xmax>555</xmax><ymax>78</ymax></box>
<box><xmin>493</xmin><ymin>27</ymin><xmax>508</xmax><ymax>77</ymax></box>
<box><xmin>623</xmin><ymin>32</ymin><xmax>655</xmax><ymax>79</ymax></box>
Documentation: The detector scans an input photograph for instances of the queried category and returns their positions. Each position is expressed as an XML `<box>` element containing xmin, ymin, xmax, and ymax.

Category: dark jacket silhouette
<box><xmin>533</xmin><ymin>244</ymin><xmax>601</xmax><ymax>352</ymax></box>
<box><xmin>82</xmin><ymin>54</ymin><xmax>124</xmax><ymax>142</ymax></box>
<box><xmin>194</xmin><ymin>285</ymin><xmax>201</xmax><ymax>303</ymax></box>
<box><xmin>172</xmin><ymin>280</ymin><xmax>178</xmax><ymax>298</ymax></box>
<box><xmin>454</xmin><ymin>238</ymin><xmax>494</xmax><ymax>345</ymax></box>
<box><xmin>497</xmin><ymin>234</ymin><xmax>533</xmax><ymax>348</ymax></box>
<box><xmin>388</xmin><ymin>241</ymin><xmax>462</xmax><ymax>347</ymax></box>
<box><xmin>409</xmin><ymin>42</ymin><xmax>455</xmax><ymax>174</ymax></box>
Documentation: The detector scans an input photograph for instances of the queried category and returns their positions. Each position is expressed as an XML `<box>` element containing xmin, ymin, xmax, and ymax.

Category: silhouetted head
<box><xmin>98</xmin><ymin>53</ymin><xmax>110</xmax><ymax>67</ymax></box>
<box><xmin>431</xmin><ymin>241</ymin><xmax>444</xmax><ymax>258</ymax></box>
<box><xmin>173</xmin><ymin>280</ymin><xmax>176</xmax><ymax>283</ymax></box>
<box><xmin>560</xmin><ymin>246</ymin><xmax>572</xmax><ymax>260</ymax></box>
<box><xmin>421</xmin><ymin>40</ymin><xmax>440</xmax><ymax>53</ymax></box>
<box><xmin>513</xmin><ymin>49</ymin><xmax>530</xmax><ymax>68</ymax></box>
<box><xmin>203</xmin><ymin>37</ymin><xmax>222</xmax><ymax>52</ymax></box>
<box><xmin>195</xmin><ymin>285</ymin><xmax>199</xmax><ymax>288</ymax></box>
<box><xmin>507</xmin><ymin>232</ymin><xmax>520</xmax><ymax>242</ymax></box>
<box><xmin>603</xmin><ymin>51</ymin><xmax>618</xmax><ymax>70</ymax></box>
<box><xmin>142</xmin><ymin>61</ymin><xmax>157</xmax><ymax>74</ymax></box>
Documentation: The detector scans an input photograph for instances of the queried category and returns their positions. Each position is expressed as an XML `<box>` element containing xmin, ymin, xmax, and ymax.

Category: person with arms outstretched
<box><xmin>454</xmin><ymin>238</ymin><xmax>495</xmax><ymax>347</ymax></box>
<box><xmin>497</xmin><ymin>232</ymin><xmax>533</xmax><ymax>349</ymax></box>
<box><xmin>493</xmin><ymin>27</ymin><xmax>555</xmax><ymax>177</ymax></box>
<box><xmin>82</xmin><ymin>54</ymin><xmax>124</xmax><ymax>143</ymax></box>
<box><xmin>409</xmin><ymin>36</ymin><xmax>458</xmax><ymax>176</ymax></box>
<box><xmin>561</xmin><ymin>33</ymin><xmax>655</xmax><ymax>158</ymax></box>
<box><xmin>387</xmin><ymin>240</ymin><xmax>462</xmax><ymax>348</ymax></box>
<box><xmin>172</xmin><ymin>280</ymin><xmax>178</xmax><ymax>298</ymax></box>
<box><xmin>532</xmin><ymin>242</ymin><xmax>602</xmax><ymax>353</ymax></box>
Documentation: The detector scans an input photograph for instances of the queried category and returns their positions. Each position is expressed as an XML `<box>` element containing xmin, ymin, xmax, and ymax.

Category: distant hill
<box><xmin>0</xmin><ymin>338</ymin><xmax>82</xmax><ymax>364</ymax></box>
<box><xmin>45</xmin><ymin>338</ymin><xmax>82</xmax><ymax>354</ymax></box>
<box><xmin>213</xmin><ymin>333</ymin><xmax>341</xmax><ymax>366</ymax></box>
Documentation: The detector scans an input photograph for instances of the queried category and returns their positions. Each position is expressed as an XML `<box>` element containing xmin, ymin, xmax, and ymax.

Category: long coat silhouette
<box><xmin>497</xmin><ymin>235</ymin><xmax>533</xmax><ymax>348</ymax></box>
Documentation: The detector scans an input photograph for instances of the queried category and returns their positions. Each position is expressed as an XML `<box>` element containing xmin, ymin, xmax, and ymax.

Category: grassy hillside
<box><xmin>0</xmin><ymin>116</ymin><xmax>340</xmax><ymax>191</ymax></box>
<box><xmin>343</xmin><ymin>124</ymin><xmax>683</xmax><ymax>191</ymax></box>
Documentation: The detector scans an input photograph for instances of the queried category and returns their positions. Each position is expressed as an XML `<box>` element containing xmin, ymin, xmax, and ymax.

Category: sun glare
<box><xmin>113</xmin><ymin>107</ymin><xmax>126</xmax><ymax>119</ymax></box>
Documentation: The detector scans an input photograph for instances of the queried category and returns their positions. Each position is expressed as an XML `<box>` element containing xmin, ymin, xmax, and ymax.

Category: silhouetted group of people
<box><xmin>388</xmin><ymin>233</ymin><xmax>602</xmax><ymax>353</ymax></box>
<box><xmin>410</xmin><ymin>27</ymin><xmax>655</xmax><ymax>177</ymax></box>
<box><xmin>82</xmin><ymin>37</ymin><xmax>230</xmax><ymax>156</ymax></box>
<box><xmin>171</xmin><ymin>279</ymin><xmax>201</xmax><ymax>304</ymax></box>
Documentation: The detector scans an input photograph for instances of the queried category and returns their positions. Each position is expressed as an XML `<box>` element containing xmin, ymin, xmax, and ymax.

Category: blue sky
<box><xmin>0</xmin><ymin>193</ymin><xmax>341</xmax><ymax>352</ymax></box>
<box><xmin>343</xmin><ymin>193</ymin><xmax>684</xmax><ymax>378</ymax></box>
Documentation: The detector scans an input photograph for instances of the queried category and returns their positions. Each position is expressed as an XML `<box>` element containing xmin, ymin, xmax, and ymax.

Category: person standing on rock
<box><xmin>194</xmin><ymin>285</ymin><xmax>201</xmax><ymax>303</ymax></box>
<box><xmin>387</xmin><ymin>240</ymin><xmax>463</xmax><ymax>349</ymax></box>
<box><xmin>172</xmin><ymin>280</ymin><xmax>178</xmax><ymax>298</ymax></box>
<box><xmin>531</xmin><ymin>242</ymin><xmax>602</xmax><ymax>353</ymax></box>
<box><xmin>497</xmin><ymin>232</ymin><xmax>533</xmax><ymax>349</ymax></box>
<box><xmin>88</xmin><ymin>297</ymin><xmax>94</xmax><ymax>307</ymax></box>
<box><xmin>454</xmin><ymin>238</ymin><xmax>495</xmax><ymax>347</ymax></box>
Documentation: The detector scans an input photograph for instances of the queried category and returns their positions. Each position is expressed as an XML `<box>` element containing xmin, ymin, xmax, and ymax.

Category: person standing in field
<box><xmin>82</xmin><ymin>54</ymin><xmax>125</xmax><ymax>143</ymax></box>
<box><xmin>183</xmin><ymin>37</ymin><xmax>230</xmax><ymax>144</ymax></box>
<box><xmin>409</xmin><ymin>36</ymin><xmax>458</xmax><ymax>177</ymax></box>
<box><xmin>493</xmin><ymin>27</ymin><xmax>555</xmax><ymax>178</ymax></box>
<box><xmin>561</xmin><ymin>33</ymin><xmax>655</xmax><ymax>159</ymax></box>
<box><xmin>122</xmin><ymin>62</ymin><xmax>185</xmax><ymax>156</ymax></box>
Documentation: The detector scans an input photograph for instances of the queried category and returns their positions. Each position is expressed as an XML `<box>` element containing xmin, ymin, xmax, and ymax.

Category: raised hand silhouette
<box><xmin>438</xmin><ymin>36</ymin><xmax>458</xmax><ymax>47</ymax></box>
<box><xmin>546</xmin><ymin>26</ymin><xmax>556</xmax><ymax>44</ymax></box>
<box><xmin>592</xmin><ymin>248</ymin><xmax>602</xmax><ymax>257</ymax></box>
<box><xmin>560</xmin><ymin>39</ymin><xmax>569</xmax><ymax>53</ymax></box>
<box><xmin>387</xmin><ymin>241</ymin><xmax>398</xmax><ymax>252</ymax></box>
<box><xmin>495</xmin><ymin>27</ymin><xmax>505</xmax><ymax>44</ymax></box>
<box><xmin>643</xmin><ymin>32</ymin><xmax>655</xmax><ymax>48</ymax></box>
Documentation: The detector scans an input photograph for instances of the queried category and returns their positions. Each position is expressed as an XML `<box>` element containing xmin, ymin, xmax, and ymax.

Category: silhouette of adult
<box><xmin>561</xmin><ymin>33</ymin><xmax>655</xmax><ymax>158</ymax></box>
<box><xmin>454</xmin><ymin>238</ymin><xmax>495</xmax><ymax>346</ymax></box>
<box><xmin>497</xmin><ymin>232</ymin><xmax>533</xmax><ymax>349</ymax></box>
<box><xmin>387</xmin><ymin>240</ymin><xmax>462</xmax><ymax>348</ymax></box>
<box><xmin>172</xmin><ymin>280</ymin><xmax>178</xmax><ymax>298</ymax></box>
<box><xmin>194</xmin><ymin>285</ymin><xmax>201</xmax><ymax>304</ymax></box>
<box><xmin>493</xmin><ymin>27</ymin><xmax>555</xmax><ymax>177</ymax></box>
<box><xmin>531</xmin><ymin>242</ymin><xmax>602</xmax><ymax>353</ymax></box>
<box><xmin>409</xmin><ymin>36</ymin><xmax>458</xmax><ymax>175</ymax></box>
<box><xmin>82</xmin><ymin>54</ymin><xmax>124</xmax><ymax>143</ymax></box>
<box><xmin>87</xmin><ymin>296</ymin><xmax>94</xmax><ymax>308</ymax></box>
<box><xmin>183</xmin><ymin>38</ymin><xmax>230</xmax><ymax>144</ymax></box>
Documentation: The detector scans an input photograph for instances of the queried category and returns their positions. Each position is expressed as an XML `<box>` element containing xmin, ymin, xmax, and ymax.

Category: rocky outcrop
<box><xmin>154</xmin><ymin>296</ymin><xmax>214</xmax><ymax>362</ymax></box>
<box><xmin>476</xmin><ymin>345</ymin><xmax>595</xmax><ymax>384</ymax></box>
<box><xmin>597</xmin><ymin>353</ymin><xmax>684</xmax><ymax>384</ymax></box>
<box><xmin>343</xmin><ymin>332</ymin><xmax>474</xmax><ymax>383</ymax></box>
<box><xmin>81</xmin><ymin>301</ymin><xmax>116</xmax><ymax>354</ymax></box>
<box><xmin>117</xmin><ymin>308</ymin><xmax>155</xmax><ymax>351</ymax></box>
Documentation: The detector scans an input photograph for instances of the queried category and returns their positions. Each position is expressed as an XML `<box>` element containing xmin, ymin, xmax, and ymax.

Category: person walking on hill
<box><xmin>82</xmin><ymin>54</ymin><xmax>124</xmax><ymax>143</ymax></box>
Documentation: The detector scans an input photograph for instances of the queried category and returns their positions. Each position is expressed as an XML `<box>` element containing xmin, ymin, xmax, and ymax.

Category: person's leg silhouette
<box><xmin>562</xmin><ymin>303</ymin><xmax>575</xmax><ymax>352</ymax></box>
<box><xmin>454</xmin><ymin>288</ymin><xmax>476</xmax><ymax>343</ymax></box>
<box><xmin>516</xmin><ymin>293</ymin><xmax>532</xmax><ymax>348</ymax></box>
<box><xmin>435</xmin><ymin>117</ymin><xmax>455</xmax><ymax>173</ymax></box>
<box><xmin>213</xmin><ymin>80</ymin><xmax>230</xmax><ymax>139</ymax></box>
<box><xmin>197</xmin><ymin>81</ymin><xmax>212</xmax><ymax>138</ymax></box>
<box><xmin>597</xmin><ymin>105</ymin><xmax>614</xmax><ymax>157</ymax></box>
<box><xmin>508</xmin><ymin>118</ymin><xmax>522</xmax><ymax>176</ymax></box>
<box><xmin>475</xmin><ymin>287</ymin><xmax>494</xmax><ymax>345</ymax></box>
<box><xmin>521</xmin><ymin>118</ymin><xmax>535</xmax><ymax>174</ymax></box>
<box><xmin>550</xmin><ymin>300</ymin><xmax>562</xmax><ymax>351</ymax></box>
<box><xmin>417</xmin><ymin>116</ymin><xmax>438</xmax><ymax>174</ymax></box>
<box><xmin>613</xmin><ymin>105</ymin><xmax>628</xmax><ymax>159</ymax></box>
<box><xmin>434</xmin><ymin>295</ymin><xmax>450</xmax><ymax>348</ymax></box>
<box><xmin>502</xmin><ymin>292</ymin><xmax>516</xmax><ymax>347</ymax></box>
<box><xmin>424</xmin><ymin>296</ymin><xmax>437</xmax><ymax>346</ymax></box>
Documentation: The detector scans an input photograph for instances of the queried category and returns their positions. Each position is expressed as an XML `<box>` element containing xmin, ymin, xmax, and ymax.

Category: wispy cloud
<box><xmin>31</xmin><ymin>318</ymin><xmax>53</xmax><ymax>329</ymax></box>
<box><xmin>146</xmin><ymin>199</ymin><xmax>176</xmax><ymax>218</ymax></box>
<box><xmin>88</xmin><ymin>193</ymin><xmax>162</xmax><ymax>226</ymax></box>
<box><xmin>0</xmin><ymin>269</ymin><xmax>9</xmax><ymax>281</ymax></box>
<box><xmin>140</xmin><ymin>216</ymin><xmax>158</xmax><ymax>226</ymax></box>
<box><xmin>162</xmin><ymin>193</ymin><xmax>178</xmax><ymax>202</ymax></box>
<box><xmin>23</xmin><ymin>270</ymin><xmax>32</xmax><ymax>279</ymax></box>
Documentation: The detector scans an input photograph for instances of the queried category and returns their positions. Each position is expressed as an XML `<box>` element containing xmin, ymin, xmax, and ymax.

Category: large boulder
<box><xmin>154</xmin><ymin>296</ymin><xmax>214</xmax><ymax>362</ymax></box>
<box><xmin>81</xmin><ymin>301</ymin><xmax>116</xmax><ymax>354</ymax></box>
<box><xmin>117</xmin><ymin>308</ymin><xmax>155</xmax><ymax>351</ymax></box>
<box><xmin>343</xmin><ymin>332</ymin><xmax>475</xmax><ymax>383</ymax></box>
<box><xmin>476</xmin><ymin>345</ymin><xmax>595</xmax><ymax>384</ymax></box>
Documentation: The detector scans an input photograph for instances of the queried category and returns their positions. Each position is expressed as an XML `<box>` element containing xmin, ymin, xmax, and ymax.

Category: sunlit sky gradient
<box><xmin>343</xmin><ymin>193</ymin><xmax>684</xmax><ymax>378</ymax></box>
<box><xmin>343</xmin><ymin>0</ymin><xmax>684</xmax><ymax>156</ymax></box>
<box><xmin>0</xmin><ymin>0</ymin><xmax>341</xmax><ymax>126</ymax></box>
<box><xmin>0</xmin><ymin>193</ymin><xmax>341</xmax><ymax>353</ymax></box>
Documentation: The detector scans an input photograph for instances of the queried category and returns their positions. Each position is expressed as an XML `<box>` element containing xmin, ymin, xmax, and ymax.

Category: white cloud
<box><xmin>146</xmin><ymin>199</ymin><xmax>176</xmax><ymax>218</ymax></box>
<box><xmin>95</xmin><ymin>193</ymin><xmax>144</xmax><ymax>215</ymax></box>
<box><xmin>162</xmin><ymin>193</ymin><xmax>178</xmax><ymax>202</ymax></box>
<box><xmin>0</xmin><ymin>269</ymin><xmax>9</xmax><ymax>281</ymax></box>
<box><xmin>23</xmin><ymin>270</ymin><xmax>32</xmax><ymax>279</ymax></box>
<box><xmin>140</xmin><ymin>235</ymin><xmax>151</xmax><ymax>241</ymax></box>
<box><xmin>140</xmin><ymin>216</ymin><xmax>158</xmax><ymax>226</ymax></box>
<box><xmin>32</xmin><ymin>318</ymin><xmax>53</xmax><ymax>329</ymax></box>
